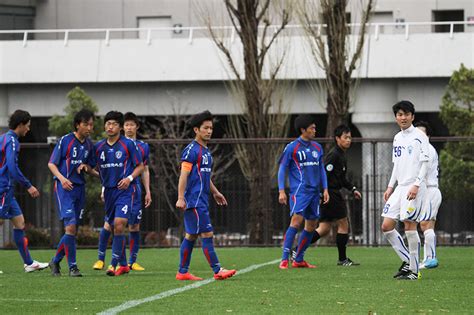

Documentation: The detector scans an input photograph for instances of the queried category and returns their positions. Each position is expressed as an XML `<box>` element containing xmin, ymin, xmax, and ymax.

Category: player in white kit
<box><xmin>415</xmin><ymin>121</ymin><xmax>442</xmax><ymax>269</ymax></box>
<box><xmin>381</xmin><ymin>101</ymin><xmax>430</xmax><ymax>280</ymax></box>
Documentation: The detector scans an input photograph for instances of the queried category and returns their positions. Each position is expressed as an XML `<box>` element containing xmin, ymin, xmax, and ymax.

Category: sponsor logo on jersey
<box><xmin>71</xmin><ymin>159</ymin><xmax>83</xmax><ymax>165</ymax></box>
<box><xmin>300</xmin><ymin>161</ymin><xmax>319</xmax><ymax>167</ymax></box>
<box><xmin>100</xmin><ymin>162</ymin><xmax>124</xmax><ymax>168</ymax></box>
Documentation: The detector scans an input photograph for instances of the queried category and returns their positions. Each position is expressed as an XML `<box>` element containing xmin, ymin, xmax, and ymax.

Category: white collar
<box><xmin>401</xmin><ymin>124</ymin><xmax>415</xmax><ymax>135</ymax></box>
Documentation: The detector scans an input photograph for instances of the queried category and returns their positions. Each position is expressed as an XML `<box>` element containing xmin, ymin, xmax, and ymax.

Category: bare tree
<box><xmin>198</xmin><ymin>0</ymin><xmax>294</xmax><ymax>244</ymax></box>
<box><xmin>300</xmin><ymin>0</ymin><xmax>374</xmax><ymax>136</ymax></box>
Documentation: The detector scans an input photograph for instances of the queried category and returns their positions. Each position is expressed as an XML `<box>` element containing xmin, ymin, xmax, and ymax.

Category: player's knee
<box><xmin>65</xmin><ymin>224</ymin><xmax>76</xmax><ymax>235</ymax></box>
<box><xmin>185</xmin><ymin>233</ymin><xmax>198</xmax><ymax>241</ymax></box>
<box><xmin>200</xmin><ymin>231</ymin><xmax>214</xmax><ymax>238</ymax></box>
<box><xmin>381</xmin><ymin>221</ymin><xmax>395</xmax><ymax>233</ymax></box>
<box><xmin>129</xmin><ymin>224</ymin><xmax>139</xmax><ymax>232</ymax></box>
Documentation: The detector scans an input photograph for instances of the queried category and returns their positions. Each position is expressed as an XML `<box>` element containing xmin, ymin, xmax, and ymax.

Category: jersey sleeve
<box><xmin>418</xmin><ymin>134</ymin><xmax>430</xmax><ymax>162</ymax></box>
<box><xmin>278</xmin><ymin>144</ymin><xmax>292</xmax><ymax>168</ymax></box>
<box><xmin>86</xmin><ymin>139</ymin><xmax>96</xmax><ymax>168</ymax></box>
<box><xmin>48</xmin><ymin>139</ymin><xmax>62</xmax><ymax>165</ymax></box>
<box><xmin>181</xmin><ymin>145</ymin><xmax>197</xmax><ymax>164</ymax></box>
<box><xmin>319</xmin><ymin>147</ymin><xmax>328</xmax><ymax>190</ymax></box>
<box><xmin>6</xmin><ymin>138</ymin><xmax>32</xmax><ymax>189</ymax></box>
<box><xmin>129</xmin><ymin>140</ymin><xmax>143</xmax><ymax>167</ymax></box>
<box><xmin>142</xmin><ymin>143</ymin><xmax>150</xmax><ymax>166</ymax></box>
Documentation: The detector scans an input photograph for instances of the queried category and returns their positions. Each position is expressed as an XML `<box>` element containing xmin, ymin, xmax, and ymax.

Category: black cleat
<box><xmin>396</xmin><ymin>270</ymin><xmax>420</xmax><ymax>280</ymax></box>
<box><xmin>49</xmin><ymin>260</ymin><xmax>61</xmax><ymax>276</ymax></box>
<box><xmin>337</xmin><ymin>258</ymin><xmax>360</xmax><ymax>266</ymax></box>
<box><xmin>69</xmin><ymin>266</ymin><xmax>83</xmax><ymax>277</ymax></box>
<box><xmin>393</xmin><ymin>261</ymin><xmax>410</xmax><ymax>278</ymax></box>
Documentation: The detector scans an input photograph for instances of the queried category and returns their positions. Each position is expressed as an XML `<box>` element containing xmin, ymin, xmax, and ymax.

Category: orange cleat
<box><xmin>115</xmin><ymin>265</ymin><xmax>130</xmax><ymax>276</ymax></box>
<box><xmin>279</xmin><ymin>260</ymin><xmax>289</xmax><ymax>270</ymax></box>
<box><xmin>214</xmin><ymin>268</ymin><xmax>237</xmax><ymax>280</ymax></box>
<box><xmin>176</xmin><ymin>272</ymin><xmax>203</xmax><ymax>281</ymax></box>
<box><xmin>292</xmin><ymin>260</ymin><xmax>317</xmax><ymax>268</ymax></box>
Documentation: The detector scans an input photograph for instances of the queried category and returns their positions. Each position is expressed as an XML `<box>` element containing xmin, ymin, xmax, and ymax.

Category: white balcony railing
<box><xmin>0</xmin><ymin>21</ymin><xmax>472</xmax><ymax>47</ymax></box>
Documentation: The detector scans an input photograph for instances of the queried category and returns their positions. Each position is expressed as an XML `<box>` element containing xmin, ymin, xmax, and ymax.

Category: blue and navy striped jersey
<box><xmin>0</xmin><ymin>130</ymin><xmax>32</xmax><ymax>192</ymax></box>
<box><xmin>94</xmin><ymin>135</ymin><xmax>143</xmax><ymax>188</ymax></box>
<box><xmin>278</xmin><ymin>137</ymin><xmax>328</xmax><ymax>194</ymax></box>
<box><xmin>181</xmin><ymin>140</ymin><xmax>212</xmax><ymax>209</ymax></box>
<box><xmin>49</xmin><ymin>133</ymin><xmax>95</xmax><ymax>185</ymax></box>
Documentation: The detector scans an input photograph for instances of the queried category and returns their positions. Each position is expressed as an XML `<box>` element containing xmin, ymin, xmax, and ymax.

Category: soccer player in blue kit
<box><xmin>48</xmin><ymin>109</ymin><xmax>96</xmax><ymax>277</ymax></box>
<box><xmin>0</xmin><ymin>110</ymin><xmax>49</xmax><ymax>272</ymax></box>
<box><xmin>175</xmin><ymin>110</ymin><xmax>236</xmax><ymax>281</ymax></box>
<box><xmin>123</xmin><ymin>112</ymin><xmax>152</xmax><ymax>270</ymax></box>
<box><xmin>278</xmin><ymin>115</ymin><xmax>329</xmax><ymax>269</ymax></box>
<box><xmin>93</xmin><ymin>111</ymin><xmax>144</xmax><ymax>276</ymax></box>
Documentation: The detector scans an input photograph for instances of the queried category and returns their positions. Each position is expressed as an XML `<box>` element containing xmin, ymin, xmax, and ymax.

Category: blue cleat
<box><xmin>422</xmin><ymin>258</ymin><xmax>439</xmax><ymax>269</ymax></box>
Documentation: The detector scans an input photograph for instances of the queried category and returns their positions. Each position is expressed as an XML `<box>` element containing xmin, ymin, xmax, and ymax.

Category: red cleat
<box><xmin>214</xmin><ymin>268</ymin><xmax>237</xmax><ymax>280</ymax></box>
<box><xmin>115</xmin><ymin>265</ymin><xmax>130</xmax><ymax>276</ymax></box>
<box><xmin>176</xmin><ymin>272</ymin><xmax>203</xmax><ymax>281</ymax></box>
<box><xmin>279</xmin><ymin>260</ymin><xmax>289</xmax><ymax>269</ymax></box>
<box><xmin>292</xmin><ymin>260</ymin><xmax>317</xmax><ymax>268</ymax></box>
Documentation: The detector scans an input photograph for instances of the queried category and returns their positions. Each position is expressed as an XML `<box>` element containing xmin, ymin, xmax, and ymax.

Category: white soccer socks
<box><xmin>383</xmin><ymin>229</ymin><xmax>410</xmax><ymax>263</ymax></box>
<box><xmin>423</xmin><ymin>229</ymin><xmax>436</xmax><ymax>261</ymax></box>
<box><xmin>405</xmin><ymin>230</ymin><xmax>420</xmax><ymax>273</ymax></box>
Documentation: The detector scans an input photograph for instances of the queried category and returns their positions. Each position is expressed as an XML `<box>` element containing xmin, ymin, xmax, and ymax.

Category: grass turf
<box><xmin>0</xmin><ymin>247</ymin><xmax>472</xmax><ymax>314</ymax></box>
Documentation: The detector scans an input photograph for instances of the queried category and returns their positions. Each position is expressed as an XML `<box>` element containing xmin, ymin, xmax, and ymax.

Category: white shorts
<box><xmin>417</xmin><ymin>187</ymin><xmax>442</xmax><ymax>222</ymax></box>
<box><xmin>381</xmin><ymin>184</ymin><xmax>427</xmax><ymax>222</ymax></box>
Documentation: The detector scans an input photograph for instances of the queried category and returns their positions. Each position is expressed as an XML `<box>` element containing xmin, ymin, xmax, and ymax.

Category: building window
<box><xmin>137</xmin><ymin>16</ymin><xmax>173</xmax><ymax>39</ymax></box>
<box><xmin>432</xmin><ymin>10</ymin><xmax>464</xmax><ymax>33</ymax></box>
<box><xmin>0</xmin><ymin>5</ymin><xmax>35</xmax><ymax>40</ymax></box>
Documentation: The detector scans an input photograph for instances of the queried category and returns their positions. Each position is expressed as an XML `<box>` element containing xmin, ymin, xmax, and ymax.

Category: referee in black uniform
<box><xmin>294</xmin><ymin>124</ymin><xmax>362</xmax><ymax>266</ymax></box>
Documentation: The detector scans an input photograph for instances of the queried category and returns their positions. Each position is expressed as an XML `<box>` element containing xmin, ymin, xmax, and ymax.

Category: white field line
<box><xmin>97</xmin><ymin>258</ymin><xmax>280</xmax><ymax>315</ymax></box>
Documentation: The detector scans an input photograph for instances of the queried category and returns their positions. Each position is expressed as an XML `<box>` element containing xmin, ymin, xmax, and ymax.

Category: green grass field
<box><xmin>0</xmin><ymin>247</ymin><xmax>473</xmax><ymax>314</ymax></box>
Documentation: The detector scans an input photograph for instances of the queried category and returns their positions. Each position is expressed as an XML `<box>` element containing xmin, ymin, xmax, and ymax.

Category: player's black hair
<box><xmin>414</xmin><ymin>120</ymin><xmax>432</xmax><ymax>137</ymax></box>
<box><xmin>124</xmin><ymin>112</ymin><xmax>140</xmax><ymax>126</ymax></box>
<box><xmin>104</xmin><ymin>111</ymin><xmax>124</xmax><ymax>127</ymax></box>
<box><xmin>8</xmin><ymin>109</ymin><xmax>31</xmax><ymax>130</ymax></box>
<box><xmin>294</xmin><ymin>114</ymin><xmax>315</xmax><ymax>134</ymax></box>
<box><xmin>392</xmin><ymin>100</ymin><xmax>415</xmax><ymax>116</ymax></box>
<box><xmin>188</xmin><ymin>110</ymin><xmax>213</xmax><ymax>129</ymax></box>
<box><xmin>73</xmin><ymin>109</ymin><xmax>95</xmax><ymax>131</ymax></box>
<box><xmin>334</xmin><ymin>124</ymin><xmax>351</xmax><ymax>139</ymax></box>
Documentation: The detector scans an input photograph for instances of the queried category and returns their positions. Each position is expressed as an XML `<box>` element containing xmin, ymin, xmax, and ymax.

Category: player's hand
<box><xmin>176</xmin><ymin>198</ymin><xmax>186</xmax><ymax>210</ymax></box>
<box><xmin>213</xmin><ymin>192</ymin><xmax>228</xmax><ymax>206</ymax></box>
<box><xmin>27</xmin><ymin>186</ymin><xmax>40</xmax><ymax>198</ymax></box>
<box><xmin>117</xmin><ymin>178</ymin><xmax>131</xmax><ymax>190</ymax></box>
<box><xmin>278</xmin><ymin>190</ymin><xmax>287</xmax><ymax>205</ymax></box>
<box><xmin>322</xmin><ymin>189</ymin><xmax>330</xmax><ymax>204</ymax></box>
<box><xmin>353</xmin><ymin>190</ymin><xmax>362</xmax><ymax>200</ymax></box>
<box><xmin>100</xmin><ymin>192</ymin><xmax>105</xmax><ymax>203</ymax></box>
<box><xmin>77</xmin><ymin>164</ymin><xmax>89</xmax><ymax>174</ymax></box>
<box><xmin>407</xmin><ymin>185</ymin><xmax>419</xmax><ymax>200</ymax></box>
<box><xmin>383</xmin><ymin>187</ymin><xmax>394</xmax><ymax>202</ymax></box>
<box><xmin>61</xmin><ymin>178</ymin><xmax>74</xmax><ymax>191</ymax></box>
<box><xmin>144</xmin><ymin>192</ymin><xmax>152</xmax><ymax>208</ymax></box>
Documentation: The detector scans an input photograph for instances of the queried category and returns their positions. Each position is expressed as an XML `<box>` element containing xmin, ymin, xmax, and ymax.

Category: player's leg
<box><xmin>94</xmin><ymin>188</ymin><xmax>113</xmax><ymax>270</ymax></box>
<box><xmin>420</xmin><ymin>220</ymin><xmax>437</xmax><ymax>269</ymax></box>
<box><xmin>176</xmin><ymin>208</ymin><xmax>201</xmax><ymax>280</ymax></box>
<box><xmin>401</xmin><ymin>220</ymin><xmax>420</xmax><ymax>280</ymax></box>
<box><xmin>128</xmin><ymin>187</ymin><xmax>143</xmax><ymax>270</ymax></box>
<box><xmin>11</xmin><ymin>213</ymin><xmax>48</xmax><ymax>272</ymax></box>
<box><xmin>280</xmin><ymin>213</ymin><xmax>303</xmax><ymax>268</ymax></box>
<box><xmin>336</xmin><ymin>217</ymin><xmax>359</xmax><ymax>266</ymax></box>
<box><xmin>110</xmin><ymin>197</ymin><xmax>130</xmax><ymax>276</ymax></box>
<box><xmin>293</xmin><ymin>195</ymin><xmax>319</xmax><ymax>268</ymax></box>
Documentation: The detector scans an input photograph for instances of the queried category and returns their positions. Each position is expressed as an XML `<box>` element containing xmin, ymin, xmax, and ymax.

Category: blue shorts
<box><xmin>103</xmin><ymin>185</ymin><xmax>135</xmax><ymax>225</ymax></box>
<box><xmin>289</xmin><ymin>192</ymin><xmax>320</xmax><ymax>220</ymax></box>
<box><xmin>129</xmin><ymin>184</ymin><xmax>142</xmax><ymax>225</ymax></box>
<box><xmin>184</xmin><ymin>207</ymin><xmax>213</xmax><ymax>235</ymax></box>
<box><xmin>0</xmin><ymin>188</ymin><xmax>22</xmax><ymax>220</ymax></box>
<box><xmin>54</xmin><ymin>181</ymin><xmax>85</xmax><ymax>226</ymax></box>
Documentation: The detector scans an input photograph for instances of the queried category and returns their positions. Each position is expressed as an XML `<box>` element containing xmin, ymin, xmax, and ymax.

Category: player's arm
<box><xmin>117</xmin><ymin>162</ymin><xmax>144</xmax><ymax>190</ymax></box>
<box><xmin>339</xmin><ymin>157</ymin><xmax>361</xmax><ymax>199</ymax></box>
<box><xmin>319</xmin><ymin>157</ymin><xmax>329</xmax><ymax>204</ymax></box>
<box><xmin>48</xmin><ymin>162</ymin><xmax>73</xmax><ymax>191</ymax></box>
<box><xmin>141</xmin><ymin>165</ymin><xmax>152</xmax><ymax>208</ymax></box>
<box><xmin>407</xmin><ymin>161</ymin><xmax>429</xmax><ymax>200</ymax></box>
<box><xmin>384</xmin><ymin>163</ymin><xmax>398</xmax><ymax>202</ymax></box>
<box><xmin>6</xmin><ymin>140</ymin><xmax>38</xmax><ymax>198</ymax></box>
<box><xmin>210</xmin><ymin>180</ymin><xmax>227</xmax><ymax>206</ymax></box>
<box><xmin>176</xmin><ymin>161</ymin><xmax>192</xmax><ymax>210</ymax></box>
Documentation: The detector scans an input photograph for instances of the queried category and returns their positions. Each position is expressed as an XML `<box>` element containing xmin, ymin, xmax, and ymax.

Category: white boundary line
<box><xmin>97</xmin><ymin>259</ymin><xmax>280</xmax><ymax>315</ymax></box>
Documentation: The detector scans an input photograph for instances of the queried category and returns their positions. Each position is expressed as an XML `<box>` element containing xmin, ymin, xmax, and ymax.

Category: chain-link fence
<box><xmin>0</xmin><ymin>138</ymin><xmax>472</xmax><ymax>248</ymax></box>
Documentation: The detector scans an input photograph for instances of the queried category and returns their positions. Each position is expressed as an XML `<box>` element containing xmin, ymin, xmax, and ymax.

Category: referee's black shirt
<box><xmin>324</xmin><ymin>145</ymin><xmax>356</xmax><ymax>192</ymax></box>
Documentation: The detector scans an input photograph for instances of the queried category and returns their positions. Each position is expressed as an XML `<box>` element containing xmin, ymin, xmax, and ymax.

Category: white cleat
<box><xmin>24</xmin><ymin>260</ymin><xmax>49</xmax><ymax>273</ymax></box>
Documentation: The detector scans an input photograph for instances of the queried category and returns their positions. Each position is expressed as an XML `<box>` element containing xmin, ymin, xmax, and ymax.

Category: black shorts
<box><xmin>319</xmin><ymin>190</ymin><xmax>347</xmax><ymax>222</ymax></box>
